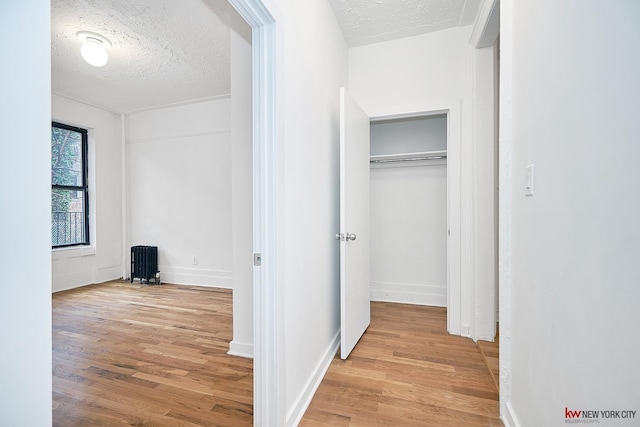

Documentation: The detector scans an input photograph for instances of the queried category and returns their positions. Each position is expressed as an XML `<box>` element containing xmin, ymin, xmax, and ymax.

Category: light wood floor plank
<box><xmin>300</xmin><ymin>302</ymin><xmax>502</xmax><ymax>426</ymax></box>
<box><xmin>52</xmin><ymin>281</ymin><xmax>253</xmax><ymax>426</ymax></box>
<box><xmin>478</xmin><ymin>328</ymin><xmax>500</xmax><ymax>391</ymax></box>
<box><xmin>54</xmin><ymin>282</ymin><xmax>500</xmax><ymax>426</ymax></box>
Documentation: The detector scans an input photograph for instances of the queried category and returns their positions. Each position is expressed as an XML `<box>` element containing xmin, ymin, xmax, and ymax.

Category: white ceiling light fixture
<box><xmin>77</xmin><ymin>31</ymin><xmax>112</xmax><ymax>67</ymax></box>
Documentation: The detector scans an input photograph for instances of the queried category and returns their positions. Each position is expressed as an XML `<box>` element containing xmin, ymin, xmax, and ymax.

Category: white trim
<box><xmin>155</xmin><ymin>267</ymin><xmax>232</xmax><ymax>288</ymax></box>
<box><xmin>447</xmin><ymin>102</ymin><xmax>462</xmax><ymax>337</ymax></box>
<box><xmin>228</xmin><ymin>340</ymin><xmax>254</xmax><ymax>359</ymax></box>
<box><xmin>228</xmin><ymin>1</ymin><xmax>283</xmax><ymax>426</ymax></box>
<box><xmin>469</xmin><ymin>42</ymin><xmax>499</xmax><ymax>343</ymax></box>
<box><xmin>368</xmin><ymin>101</ymin><xmax>462</xmax><ymax>337</ymax></box>
<box><xmin>51</xmin><ymin>266</ymin><xmax>122</xmax><ymax>293</ymax></box>
<box><xmin>286</xmin><ymin>331</ymin><xmax>340</xmax><ymax>427</ymax></box>
<box><xmin>469</xmin><ymin>0</ymin><xmax>500</xmax><ymax>48</ymax></box>
<box><xmin>369</xmin><ymin>109</ymin><xmax>449</xmax><ymax>122</ymax></box>
<box><xmin>370</xmin><ymin>281</ymin><xmax>446</xmax><ymax>307</ymax></box>
<box><xmin>125</xmin><ymin>129</ymin><xmax>230</xmax><ymax>146</ymax></box>
<box><xmin>468</xmin><ymin>45</ymin><xmax>477</xmax><ymax>342</ymax></box>
<box><xmin>121</xmin><ymin>113</ymin><xmax>128</xmax><ymax>281</ymax></box>
<box><xmin>95</xmin><ymin>265</ymin><xmax>122</xmax><ymax>284</ymax></box>
<box><xmin>124</xmin><ymin>94</ymin><xmax>231</xmax><ymax>115</ymax></box>
<box><xmin>51</xmin><ymin>272</ymin><xmax>94</xmax><ymax>293</ymax></box>
<box><xmin>460</xmin><ymin>325</ymin><xmax>471</xmax><ymax>337</ymax></box>
<box><xmin>499</xmin><ymin>0</ymin><xmax>513</xmax><ymax>420</ymax></box>
<box><xmin>51</xmin><ymin>91</ymin><xmax>121</xmax><ymax>115</ymax></box>
<box><xmin>51</xmin><ymin>245</ymin><xmax>95</xmax><ymax>259</ymax></box>
<box><xmin>502</xmin><ymin>402</ymin><xmax>523</xmax><ymax>427</ymax></box>
<box><xmin>50</xmin><ymin>91</ymin><xmax>231</xmax><ymax>115</ymax></box>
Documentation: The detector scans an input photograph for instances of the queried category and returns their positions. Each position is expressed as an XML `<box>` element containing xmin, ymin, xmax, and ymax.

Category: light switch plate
<box><xmin>525</xmin><ymin>164</ymin><xmax>534</xmax><ymax>197</ymax></box>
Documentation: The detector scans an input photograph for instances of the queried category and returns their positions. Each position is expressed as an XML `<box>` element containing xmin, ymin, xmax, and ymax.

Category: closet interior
<box><xmin>369</xmin><ymin>114</ymin><xmax>448</xmax><ymax>307</ymax></box>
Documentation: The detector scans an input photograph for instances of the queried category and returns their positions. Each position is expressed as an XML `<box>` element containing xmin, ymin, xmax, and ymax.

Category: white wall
<box><xmin>500</xmin><ymin>1</ymin><xmax>640</xmax><ymax>426</ymax></box>
<box><xmin>370</xmin><ymin>163</ymin><xmax>448</xmax><ymax>306</ymax></box>
<box><xmin>349</xmin><ymin>27</ymin><xmax>471</xmax><ymax>117</ymax></box>
<box><xmin>0</xmin><ymin>1</ymin><xmax>52</xmax><ymax>425</ymax></box>
<box><xmin>229</xmin><ymin>10</ymin><xmax>254</xmax><ymax>358</ymax></box>
<box><xmin>51</xmin><ymin>95</ymin><xmax>124</xmax><ymax>292</ymax></box>
<box><xmin>268</xmin><ymin>0</ymin><xmax>348</xmax><ymax>424</ymax></box>
<box><xmin>350</xmin><ymin>25</ymin><xmax>497</xmax><ymax>339</ymax></box>
<box><xmin>126</xmin><ymin>98</ymin><xmax>233</xmax><ymax>288</ymax></box>
<box><xmin>370</xmin><ymin>115</ymin><xmax>447</xmax><ymax>155</ymax></box>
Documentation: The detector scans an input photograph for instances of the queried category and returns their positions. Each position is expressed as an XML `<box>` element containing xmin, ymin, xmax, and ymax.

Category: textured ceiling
<box><xmin>328</xmin><ymin>0</ymin><xmax>481</xmax><ymax>46</ymax></box>
<box><xmin>51</xmin><ymin>0</ymin><xmax>233</xmax><ymax>113</ymax></box>
<box><xmin>52</xmin><ymin>0</ymin><xmax>481</xmax><ymax>114</ymax></box>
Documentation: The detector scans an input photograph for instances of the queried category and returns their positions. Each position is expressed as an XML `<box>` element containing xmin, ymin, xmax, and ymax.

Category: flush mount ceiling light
<box><xmin>77</xmin><ymin>31</ymin><xmax>111</xmax><ymax>67</ymax></box>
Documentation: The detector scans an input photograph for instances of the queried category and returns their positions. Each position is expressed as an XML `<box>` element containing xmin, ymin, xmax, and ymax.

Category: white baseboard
<box><xmin>502</xmin><ymin>402</ymin><xmax>522</xmax><ymax>427</ymax></box>
<box><xmin>286</xmin><ymin>331</ymin><xmax>340</xmax><ymax>427</ymax></box>
<box><xmin>95</xmin><ymin>265</ymin><xmax>122</xmax><ymax>284</ymax></box>
<box><xmin>52</xmin><ymin>265</ymin><xmax>122</xmax><ymax>293</ymax></box>
<box><xmin>370</xmin><ymin>281</ymin><xmax>446</xmax><ymax>306</ymax></box>
<box><xmin>461</xmin><ymin>324</ymin><xmax>471</xmax><ymax>338</ymax></box>
<box><xmin>228</xmin><ymin>340</ymin><xmax>254</xmax><ymax>359</ymax></box>
<box><xmin>157</xmin><ymin>266</ymin><xmax>232</xmax><ymax>288</ymax></box>
<box><xmin>52</xmin><ymin>271</ymin><xmax>94</xmax><ymax>292</ymax></box>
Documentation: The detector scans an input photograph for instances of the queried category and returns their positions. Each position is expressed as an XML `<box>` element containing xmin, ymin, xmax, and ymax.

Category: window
<box><xmin>51</xmin><ymin>122</ymin><xmax>89</xmax><ymax>247</ymax></box>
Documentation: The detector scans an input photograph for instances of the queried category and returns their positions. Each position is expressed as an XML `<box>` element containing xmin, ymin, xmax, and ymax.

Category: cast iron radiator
<box><xmin>131</xmin><ymin>245</ymin><xmax>159</xmax><ymax>284</ymax></box>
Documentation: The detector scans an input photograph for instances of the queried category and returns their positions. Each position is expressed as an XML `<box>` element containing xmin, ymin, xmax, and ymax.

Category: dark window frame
<box><xmin>51</xmin><ymin>121</ymin><xmax>90</xmax><ymax>248</ymax></box>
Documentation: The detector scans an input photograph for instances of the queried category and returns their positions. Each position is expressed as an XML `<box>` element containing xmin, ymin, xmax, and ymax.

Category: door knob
<box><xmin>346</xmin><ymin>233</ymin><xmax>357</xmax><ymax>241</ymax></box>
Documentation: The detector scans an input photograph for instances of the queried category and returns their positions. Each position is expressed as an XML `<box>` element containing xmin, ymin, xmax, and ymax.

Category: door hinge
<box><xmin>254</xmin><ymin>253</ymin><xmax>262</xmax><ymax>266</ymax></box>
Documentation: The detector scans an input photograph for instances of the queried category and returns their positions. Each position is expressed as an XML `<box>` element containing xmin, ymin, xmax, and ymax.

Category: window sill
<box><xmin>52</xmin><ymin>245</ymin><xmax>95</xmax><ymax>260</ymax></box>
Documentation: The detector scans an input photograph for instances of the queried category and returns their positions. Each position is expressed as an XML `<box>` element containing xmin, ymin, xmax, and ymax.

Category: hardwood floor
<box><xmin>52</xmin><ymin>281</ymin><xmax>253</xmax><ymax>426</ymax></box>
<box><xmin>54</xmin><ymin>283</ymin><xmax>500</xmax><ymax>426</ymax></box>
<box><xmin>478</xmin><ymin>329</ymin><xmax>500</xmax><ymax>392</ymax></box>
<box><xmin>300</xmin><ymin>302</ymin><xmax>503</xmax><ymax>427</ymax></box>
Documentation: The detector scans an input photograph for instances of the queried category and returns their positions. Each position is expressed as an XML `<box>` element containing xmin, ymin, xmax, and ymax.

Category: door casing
<box><xmin>369</xmin><ymin>101</ymin><xmax>462</xmax><ymax>335</ymax></box>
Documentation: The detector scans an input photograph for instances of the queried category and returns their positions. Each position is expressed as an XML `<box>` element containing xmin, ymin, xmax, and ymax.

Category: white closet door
<box><xmin>339</xmin><ymin>87</ymin><xmax>370</xmax><ymax>359</ymax></box>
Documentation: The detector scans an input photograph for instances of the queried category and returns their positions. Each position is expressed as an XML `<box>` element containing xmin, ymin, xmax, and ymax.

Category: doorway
<box><xmin>365</xmin><ymin>105</ymin><xmax>463</xmax><ymax>335</ymax></box>
<box><xmin>369</xmin><ymin>114</ymin><xmax>448</xmax><ymax>309</ymax></box>
<box><xmin>226</xmin><ymin>0</ymin><xmax>279</xmax><ymax>425</ymax></box>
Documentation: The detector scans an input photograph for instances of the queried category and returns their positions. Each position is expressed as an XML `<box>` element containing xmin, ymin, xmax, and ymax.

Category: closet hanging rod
<box><xmin>370</xmin><ymin>155</ymin><xmax>447</xmax><ymax>164</ymax></box>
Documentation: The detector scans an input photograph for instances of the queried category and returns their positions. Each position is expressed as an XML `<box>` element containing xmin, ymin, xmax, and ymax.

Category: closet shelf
<box><xmin>369</xmin><ymin>150</ymin><xmax>447</xmax><ymax>164</ymax></box>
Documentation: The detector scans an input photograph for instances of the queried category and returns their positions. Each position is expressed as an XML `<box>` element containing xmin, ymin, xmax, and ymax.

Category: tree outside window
<box><xmin>51</xmin><ymin>122</ymin><xmax>89</xmax><ymax>247</ymax></box>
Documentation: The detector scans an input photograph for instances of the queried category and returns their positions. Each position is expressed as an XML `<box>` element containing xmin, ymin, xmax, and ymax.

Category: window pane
<box><xmin>52</xmin><ymin>189</ymin><xmax>86</xmax><ymax>246</ymax></box>
<box><xmin>52</xmin><ymin>126</ymin><xmax>83</xmax><ymax>186</ymax></box>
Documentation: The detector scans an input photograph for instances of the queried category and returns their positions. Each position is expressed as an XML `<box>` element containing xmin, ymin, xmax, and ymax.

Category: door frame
<box><xmin>369</xmin><ymin>100</ymin><xmax>462</xmax><ymax>335</ymax></box>
<box><xmin>227</xmin><ymin>0</ymin><xmax>283</xmax><ymax>425</ymax></box>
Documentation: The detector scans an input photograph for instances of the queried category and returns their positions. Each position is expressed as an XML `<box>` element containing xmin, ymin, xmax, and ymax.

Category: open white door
<box><xmin>338</xmin><ymin>87</ymin><xmax>370</xmax><ymax>359</ymax></box>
